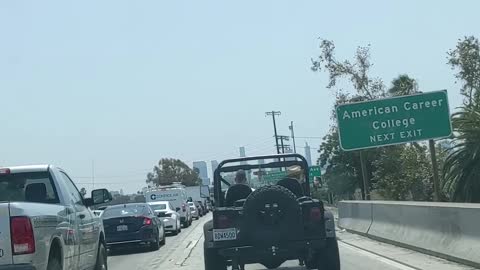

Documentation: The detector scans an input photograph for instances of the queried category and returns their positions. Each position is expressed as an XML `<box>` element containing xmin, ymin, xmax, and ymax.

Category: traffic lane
<box><xmin>182</xmin><ymin>239</ymin><xmax>423</xmax><ymax>270</ymax></box>
<box><xmin>245</xmin><ymin>242</ymin><xmax>417</xmax><ymax>270</ymax></box>
<box><xmin>107</xmin><ymin>213</ymin><xmax>210</xmax><ymax>270</ymax></box>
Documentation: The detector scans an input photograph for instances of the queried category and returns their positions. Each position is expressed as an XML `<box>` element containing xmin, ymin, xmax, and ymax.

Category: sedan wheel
<box><xmin>160</xmin><ymin>229</ymin><xmax>166</xmax><ymax>245</ymax></box>
<box><xmin>150</xmin><ymin>231</ymin><xmax>160</xmax><ymax>251</ymax></box>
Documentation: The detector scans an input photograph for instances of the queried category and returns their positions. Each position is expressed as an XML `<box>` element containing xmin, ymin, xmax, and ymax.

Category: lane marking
<box><xmin>339</xmin><ymin>241</ymin><xmax>418</xmax><ymax>270</ymax></box>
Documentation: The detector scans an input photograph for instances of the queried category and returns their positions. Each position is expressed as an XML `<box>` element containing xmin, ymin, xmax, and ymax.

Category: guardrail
<box><xmin>338</xmin><ymin>201</ymin><xmax>480</xmax><ymax>267</ymax></box>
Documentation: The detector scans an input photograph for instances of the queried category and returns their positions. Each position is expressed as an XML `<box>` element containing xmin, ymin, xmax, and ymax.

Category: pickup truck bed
<box><xmin>0</xmin><ymin>165</ymin><xmax>111</xmax><ymax>270</ymax></box>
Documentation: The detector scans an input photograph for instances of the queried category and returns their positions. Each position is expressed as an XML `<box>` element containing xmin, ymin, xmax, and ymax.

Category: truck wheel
<box><xmin>204</xmin><ymin>248</ymin><xmax>226</xmax><ymax>270</ymax></box>
<box><xmin>308</xmin><ymin>238</ymin><xmax>340</xmax><ymax>270</ymax></box>
<box><xmin>47</xmin><ymin>256</ymin><xmax>62</xmax><ymax>270</ymax></box>
<box><xmin>94</xmin><ymin>242</ymin><xmax>108</xmax><ymax>270</ymax></box>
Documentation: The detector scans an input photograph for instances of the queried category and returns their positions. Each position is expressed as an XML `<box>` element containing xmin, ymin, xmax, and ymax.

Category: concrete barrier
<box><xmin>339</xmin><ymin>201</ymin><xmax>480</xmax><ymax>267</ymax></box>
<box><xmin>337</xmin><ymin>201</ymin><xmax>372</xmax><ymax>234</ymax></box>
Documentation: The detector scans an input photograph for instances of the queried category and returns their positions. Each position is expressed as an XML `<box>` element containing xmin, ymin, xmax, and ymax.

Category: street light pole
<box><xmin>265</xmin><ymin>111</ymin><xmax>281</xmax><ymax>154</ymax></box>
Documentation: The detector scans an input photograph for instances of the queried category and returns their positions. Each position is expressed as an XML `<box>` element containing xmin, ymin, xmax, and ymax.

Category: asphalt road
<box><xmin>108</xmin><ymin>213</ymin><xmax>476</xmax><ymax>270</ymax></box>
<box><xmin>107</xmin><ymin>215</ymin><xmax>206</xmax><ymax>270</ymax></box>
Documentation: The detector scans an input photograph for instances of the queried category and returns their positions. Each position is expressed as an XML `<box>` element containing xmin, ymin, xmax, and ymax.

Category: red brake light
<box><xmin>143</xmin><ymin>217</ymin><xmax>152</xmax><ymax>226</ymax></box>
<box><xmin>0</xmin><ymin>168</ymin><xmax>11</xmax><ymax>175</ymax></box>
<box><xmin>310</xmin><ymin>207</ymin><xmax>322</xmax><ymax>221</ymax></box>
<box><xmin>11</xmin><ymin>217</ymin><xmax>35</xmax><ymax>255</ymax></box>
<box><xmin>217</xmin><ymin>215</ymin><xmax>232</xmax><ymax>229</ymax></box>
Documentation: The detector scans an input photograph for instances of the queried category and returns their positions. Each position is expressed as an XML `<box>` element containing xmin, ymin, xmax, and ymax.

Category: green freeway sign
<box><xmin>309</xmin><ymin>166</ymin><xmax>321</xmax><ymax>178</ymax></box>
<box><xmin>262</xmin><ymin>170</ymin><xmax>287</xmax><ymax>182</ymax></box>
<box><xmin>336</xmin><ymin>90</ymin><xmax>452</xmax><ymax>151</ymax></box>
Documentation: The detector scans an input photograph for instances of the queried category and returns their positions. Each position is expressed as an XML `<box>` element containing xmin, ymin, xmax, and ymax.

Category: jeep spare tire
<box><xmin>242</xmin><ymin>185</ymin><xmax>302</xmax><ymax>243</ymax></box>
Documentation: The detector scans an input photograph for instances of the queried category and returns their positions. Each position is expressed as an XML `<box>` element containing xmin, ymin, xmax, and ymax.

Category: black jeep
<box><xmin>203</xmin><ymin>154</ymin><xmax>340</xmax><ymax>270</ymax></box>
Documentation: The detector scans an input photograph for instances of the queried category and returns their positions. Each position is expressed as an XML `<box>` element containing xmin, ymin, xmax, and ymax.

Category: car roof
<box><xmin>106</xmin><ymin>203</ymin><xmax>148</xmax><ymax>209</ymax></box>
<box><xmin>2</xmin><ymin>165</ymin><xmax>51</xmax><ymax>173</ymax></box>
<box><xmin>148</xmin><ymin>201</ymin><xmax>169</xmax><ymax>205</ymax></box>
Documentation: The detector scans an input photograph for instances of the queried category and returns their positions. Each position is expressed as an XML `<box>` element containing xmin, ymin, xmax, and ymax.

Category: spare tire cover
<box><xmin>242</xmin><ymin>185</ymin><xmax>302</xmax><ymax>244</ymax></box>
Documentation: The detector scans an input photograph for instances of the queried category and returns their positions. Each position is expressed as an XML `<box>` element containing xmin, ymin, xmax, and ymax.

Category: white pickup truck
<box><xmin>0</xmin><ymin>165</ymin><xmax>112</xmax><ymax>270</ymax></box>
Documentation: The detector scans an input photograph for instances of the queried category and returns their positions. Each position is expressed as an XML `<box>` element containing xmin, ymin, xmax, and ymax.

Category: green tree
<box><xmin>311</xmin><ymin>39</ymin><xmax>385</xmax><ymax>99</ymax></box>
<box><xmin>373</xmin><ymin>145</ymin><xmax>433</xmax><ymax>201</ymax></box>
<box><xmin>443</xmin><ymin>107</ymin><xmax>480</xmax><ymax>202</ymax></box>
<box><xmin>447</xmin><ymin>36</ymin><xmax>480</xmax><ymax>106</ymax></box>
<box><xmin>146</xmin><ymin>158</ymin><xmax>201</xmax><ymax>187</ymax></box>
<box><xmin>443</xmin><ymin>36</ymin><xmax>480</xmax><ymax>202</ymax></box>
<box><xmin>312</xmin><ymin>39</ymin><xmax>385</xmax><ymax>199</ymax></box>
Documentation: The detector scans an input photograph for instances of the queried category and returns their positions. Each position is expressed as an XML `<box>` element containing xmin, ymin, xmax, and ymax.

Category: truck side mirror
<box><xmin>91</xmin><ymin>189</ymin><xmax>112</xmax><ymax>205</ymax></box>
<box><xmin>176</xmin><ymin>207</ymin><xmax>181</xmax><ymax>212</ymax></box>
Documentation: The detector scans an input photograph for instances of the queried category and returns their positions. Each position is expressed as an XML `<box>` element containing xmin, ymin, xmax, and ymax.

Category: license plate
<box><xmin>213</xmin><ymin>228</ymin><xmax>237</xmax><ymax>241</ymax></box>
<box><xmin>117</xmin><ymin>225</ymin><xmax>128</xmax><ymax>232</ymax></box>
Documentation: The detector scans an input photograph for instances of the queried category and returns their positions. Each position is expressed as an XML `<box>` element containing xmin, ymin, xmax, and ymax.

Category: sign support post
<box><xmin>429</xmin><ymin>139</ymin><xmax>441</xmax><ymax>202</ymax></box>
<box><xmin>359</xmin><ymin>151</ymin><xmax>370</xmax><ymax>200</ymax></box>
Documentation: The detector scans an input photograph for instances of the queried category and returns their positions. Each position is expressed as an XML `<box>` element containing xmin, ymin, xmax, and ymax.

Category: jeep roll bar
<box><xmin>213</xmin><ymin>154</ymin><xmax>311</xmax><ymax>206</ymax></box>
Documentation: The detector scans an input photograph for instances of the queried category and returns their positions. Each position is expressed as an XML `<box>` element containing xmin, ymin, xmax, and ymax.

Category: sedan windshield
<box><xmin>103</xmin><ymin>205</ymin><xmax>148</xmax><ymax>218</ymax></box>
<box><xmin>150</xmin><ymin>204</ymin><xmax>167</xmax><ymax>211</ymax></box>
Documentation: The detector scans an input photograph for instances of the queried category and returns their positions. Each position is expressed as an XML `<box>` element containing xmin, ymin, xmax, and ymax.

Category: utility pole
<box><xmin>288</xmin><ymin>121</ymin><xmax>297</xmax><ymax>153</ymax></box>
<box><xmin>91</xmin><ymin>160</ymin><xmax>95</xmax><ymax>190</ymax></box>
<box><xmin>265</xmin><ymin>111</ymin><xmax>281</xmax><ymax>154</ymax></box>
<box><xmin>278</xmin><ymin>135</ymin><xmax>290</xmax><ymax>153</ymax></box>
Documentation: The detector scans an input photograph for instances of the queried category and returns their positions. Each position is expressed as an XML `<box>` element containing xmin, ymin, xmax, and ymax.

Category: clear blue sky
<box><xmin>1</xmin><ymin>1</ymin><xmax>478</xmax><ymax>193</ymax></box>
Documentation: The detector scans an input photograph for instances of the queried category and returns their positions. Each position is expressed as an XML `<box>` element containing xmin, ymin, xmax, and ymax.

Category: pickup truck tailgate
<box><xmin>0</xmin><ymin>203</ymin><xmax>12</xmax><ymax>265</ymax></box>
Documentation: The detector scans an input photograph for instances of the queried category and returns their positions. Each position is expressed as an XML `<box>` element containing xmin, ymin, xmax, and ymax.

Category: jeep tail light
<box><xmin>143</xmin><ymin>217</ymin><xmax>152</xmax><ymax>226</ymax></box>
<box><xmin>182</xmin><ymin>204</ymin><xmax>186</xmax><ymax>212</ymax></box>
<box><xmin>310</xmin><ymin>207</ymin><xmax>322</xmax><ymax>221</ymax></box>
<box><xmin>11</xmin><ymin>217</ymin><xmax>35</xmax><ymax>255</ymax></box>
<box><xmin>217</xmin><ymin>215</ymin><xmax>232</xmax><ymax>229</ymax></box>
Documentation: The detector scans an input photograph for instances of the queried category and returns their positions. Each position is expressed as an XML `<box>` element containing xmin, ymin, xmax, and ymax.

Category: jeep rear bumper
<box><xmin>217</xmin><ymin>239</ymin><xmax>326</xmax><ymax>261</ymax></box>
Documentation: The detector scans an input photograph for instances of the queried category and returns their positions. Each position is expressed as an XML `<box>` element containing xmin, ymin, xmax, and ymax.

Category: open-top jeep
<box><xmin>203</xmin><ymin>154</ymin><xmax>340</xmax><ymax>270</ymax></box>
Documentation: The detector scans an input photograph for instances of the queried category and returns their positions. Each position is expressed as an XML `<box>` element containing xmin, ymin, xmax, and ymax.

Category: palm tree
<box><xmin>443</xmin><ymin>106</ymin><xmax>480</xmax><ymax>202</ymax></box>
<box><xmin>388</xmin><ymin>75</ymin><xmax>419</xmax><ymax>96</ymax></box>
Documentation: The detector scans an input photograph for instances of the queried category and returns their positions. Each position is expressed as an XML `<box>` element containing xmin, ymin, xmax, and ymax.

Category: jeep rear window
<box><xmin>0</xmin><ymin>172</ymin><xmax>60</xmax><ymax>204</ymax></box>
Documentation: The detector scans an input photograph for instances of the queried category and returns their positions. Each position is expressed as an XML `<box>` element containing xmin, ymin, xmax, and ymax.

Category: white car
<box><xmin>145</xmin><ymin>186</ymin><xmax>192</xmax><ymax>228</ymax></box>
<box><xmin>149</xmin><ymin>201</ymin><xmax>182</xmax><ymax>235</ymax></box>
<box><xmin>189</xmin><ymin>205</ymin><xmax>199</xmax><ymax>220</ymax></box>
